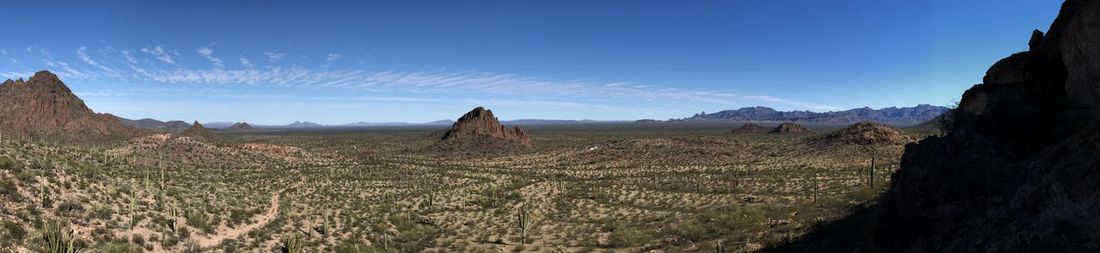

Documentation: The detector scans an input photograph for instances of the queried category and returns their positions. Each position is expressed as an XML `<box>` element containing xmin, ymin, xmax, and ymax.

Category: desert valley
<box><xmin>2</xmin><ymin>0</ymin><xmax>1099</xmax><ymax>252</ymax></box>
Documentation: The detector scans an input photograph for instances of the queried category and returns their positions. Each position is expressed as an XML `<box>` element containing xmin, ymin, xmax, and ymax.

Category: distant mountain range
<box><xmin>674</xmin><ymin>104</ymin><xmax>948</xmax><ymax>126</ymax></box>
<box><xmin>117</xmin><ymin>104</ymin><xmax>948</xmax><ymax>132</ymax></box>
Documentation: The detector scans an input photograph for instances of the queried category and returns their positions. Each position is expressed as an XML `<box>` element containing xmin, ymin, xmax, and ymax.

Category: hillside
<box><xmin>0</xmin><ymin>71</ymin><xmax>142</xmax><ymax>143</ymax></box>
<box><xmin>677</xmin><ymin>104</ymin><xmax>947</xmax><ymax>126</ymax></box>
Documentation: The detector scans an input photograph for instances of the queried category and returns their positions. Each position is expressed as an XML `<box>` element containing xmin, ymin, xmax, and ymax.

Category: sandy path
<box><xmin>195</xmin><ymin>185</ymin><xmax>296</xmax><ymax>248</ymax></box>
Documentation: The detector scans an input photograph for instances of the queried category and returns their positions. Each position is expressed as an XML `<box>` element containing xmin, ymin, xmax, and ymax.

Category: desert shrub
<box><xmin>185</xmin><ymin>210</ymin><xmax>214</xmax><ymax>234</ymax></box>
<box><xmin>609</xmin><ymin>226</ymin><xmax>651</xmax><ymax>248</ymax></box>
<box><xmin>1</xmin><ymin>220</ymin><xmax>27</xmax><ymax>243</ymax></box>
<box><xmin>160</xmin><ymin>236</ymin><xmax>179</xmax><ymax>248</ymax></box>
<box><xmin>57</xmin><ymin>201</ymin><xmax>84</xmax><ymax>214</ymax></box>
<box><xmin>673</xmin><ymin>205</ymin><xmax>765</xmax><ymax>242</ymax></box>
<box><xmin>102</xmin><ymin>242</ymin><xmax>141</xmax><ymax>253</ymax></box>
<box><xmin>0</xmin><ymin>180</ymin><xmax>21</xmax><ymax>201</ymax></box>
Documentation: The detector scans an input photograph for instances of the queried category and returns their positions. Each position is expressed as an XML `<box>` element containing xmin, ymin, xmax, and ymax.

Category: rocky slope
<box><xmin>773</xmin><ymin>1</ymin><xmax>1100</xmax><ymax>252</ymax></box>
<box><xmin>0</xmin><ymin>71</ymin><xmax>142</xmax><ymax>143</ymax></box>
<box><xmin>813</xmin><ymin>122</ymin><xmax>913</xmax><ymax>146</ymax></box>
<box><xmin>428</xmin><ymin>107</ymin><xmax>532</xmax><ymax>154</ymax></box>
<box><xmin>678</xmin><ymin>104</ymin><xmax>947</xmax><ymax>126</ymax></box>
<box><xmin>768</xmin><ymin>122</ymin><xmax>810</xmax><ymax>134</ymax></box>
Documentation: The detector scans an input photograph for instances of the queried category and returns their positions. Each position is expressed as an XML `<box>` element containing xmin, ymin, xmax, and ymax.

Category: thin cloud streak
<box><xmin>17</xmin><ymin>45</ymin><xmax>841</xmax><ymax>112</ymax></box>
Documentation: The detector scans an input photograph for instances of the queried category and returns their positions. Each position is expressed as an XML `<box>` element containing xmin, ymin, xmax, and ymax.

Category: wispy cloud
<box><xmin>76</xmin><ymin>46</ymin><xmax>118</xmax><ymax>75</ymax></box>
<box><xmin>263</xmin><ymin>51</ymin><xmax>285</xmax><ymax>63</ymax></box>
<box><xmin>325</xmin><ymin>53</ymin><xmax>342</xmax><ymax>62</ymax></box>
<box><xmin>18</xmin><ymin>44</ymin><xmax>841</xmax><ymax>112</ymax></box>
<box><xmin>140</xmin><ymin>46</ymin><xmax>175</xmax><ymax>64</ymax></box>
<box><xmin>196</xmin><ymin>46</ymin><xmax>224</xmax><ymax>68</ymax></box>
<box><xmin>239</xmin><ymin>57</ymin><xmax>254</xmax><ymax>69</ymax></box>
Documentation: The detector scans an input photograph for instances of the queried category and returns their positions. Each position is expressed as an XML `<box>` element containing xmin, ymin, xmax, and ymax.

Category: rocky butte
<box><xmin>428</xmin><ymin>107</ymin><xmax>532</xmax><ymax>154</ymax></box>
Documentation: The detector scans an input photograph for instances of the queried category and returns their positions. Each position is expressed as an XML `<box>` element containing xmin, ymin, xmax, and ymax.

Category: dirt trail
<box><xmin>195</xmin><ymin>185</ymin><xmax>296</xmax><ymax>248</ymax></box>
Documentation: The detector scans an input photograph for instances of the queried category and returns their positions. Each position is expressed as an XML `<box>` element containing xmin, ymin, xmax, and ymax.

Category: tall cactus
<box><xmin>167</xmin><ymin>204</ymin><xmax>179</xmax><ymax>232</ymax></box>
<box><xmin>281</xmin><ymin>234</ymin><xmax>304</xmax><ymax>253</ymax></box>
<box><xmin>516</xmin><ymin>205</ymin><xmax>532</xmax><ymax>245</ymax></box>
<box><xmin>130</xmin><ymin>191</ymin><xmax>138</xmax><ymax>229</ymax></box>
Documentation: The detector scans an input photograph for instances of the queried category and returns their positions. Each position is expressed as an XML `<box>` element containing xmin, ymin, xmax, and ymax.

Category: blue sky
<box><xmin>0</xmin><ymin>0</ymin><xmax>1063</xmax><ymax>124</ymax></box>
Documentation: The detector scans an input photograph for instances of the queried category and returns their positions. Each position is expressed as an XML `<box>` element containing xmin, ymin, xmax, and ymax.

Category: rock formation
<box><xmin>768</xmin><ymin>122</ymin><xmax>810</xmax><ymax>134</ymax></box>
<box><xmin>177</xmin><ymin>121</ymin><xmax>214</xmax><ymax>140</ymax></box>
<box><xmin>729</xmin><ymin>123</ymin><xmax>768</xmax><ymax>134</ymax></box>
<box><xmin>428</xmin><ymin>107</ymin><xmax>532</xmax><ymax>154</ymax></box>
<box><xmin>773</xmin><ymin>1</ymin><xmax>1100</xmax><ymax>252</ymax></box>
<box><xmin>0</xmin><ymin>71</ymin><xmax>143</xmax><ymax>143</ymax></box>
<box><xmin>227</xmin><ymin>122</ymin><xmax>257</xmax><ymax>131</ymax></box>
<box><xmin>814</xmin><ymin>122</ymin><xmax>912</xmax><ymax>146</ymax></box>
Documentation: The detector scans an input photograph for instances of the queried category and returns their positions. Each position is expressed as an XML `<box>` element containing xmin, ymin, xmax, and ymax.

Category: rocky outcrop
<box><xmin>428</xmin><ymin>107</ymin><xmax>532</xmax><ymax>154</ymax></box>
<box><xmin>773</xmin><ymin>1</ymin><xmax>1100</xmax><ymax>252</ymax></box>
<box><xmin>0</xmin><ymin>71</ymin><xmax>143</xmax><ymax>143</ymax></box>
<box><xmin>814</xmin><ymin>122</ymin><xmax>913</xmax><ymax>146</ymax></box>
<box><xmin>227</xmin><ymin>122</ymin><xmax>257</xmax><ymax>131</ymax></box>
<box><xmin>768</xmin><ymin>122</ymin><xmax>810</xmax><ymax>134</ymax></box>
<box><xmin>177</xmin><ymin>121</ymin><xmax>213</xmax><ymax>140</ymax></box>
<box><xmin>729</xmin><ymin>123</ymin><xmax>768</xmax><ymax>134</ymax></box>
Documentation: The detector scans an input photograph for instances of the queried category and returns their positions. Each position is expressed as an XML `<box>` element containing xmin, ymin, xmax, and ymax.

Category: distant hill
<box><xmin>675</xmin><ymin>104</ymin><xmax>948</xmax><ymax>126</ymax></box>
<box><xmin>118</xmin><ymin>117</ymin><xmax>192</xmax><ymax>133</ymax></box>
<box><xmin>0</xmin><ymin>71</ymin><xmax>143</xmax><ymax>143</ymax></box>
<box><xmin>227</xmin><ymin>122</ymin><xmax>257</xmax><ymax>131</ymax></box>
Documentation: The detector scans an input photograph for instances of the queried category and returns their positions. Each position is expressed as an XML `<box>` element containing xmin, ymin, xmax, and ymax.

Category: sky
<box><xmin>0</xmin><ymin>0</ymin><xmax>1064</xmax><ymax>124</ymax></box>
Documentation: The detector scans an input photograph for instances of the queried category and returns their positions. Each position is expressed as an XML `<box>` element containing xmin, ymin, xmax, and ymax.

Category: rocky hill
<box><xmin>227</xmin><ymin>122</ymin><xmax>257</xmax><ymax>131</ymax></box>
<box><xmin>678</xmin><ymin>104</ymin><xmax>947</xmax><ymax>126</ymax></box>
<box><xmin>0</xmin><ymin>71</ymin><xmax>143</xmax><ymax>143</ymax></box>
<box><xmin>773</xmin><ymin>1</ymin><xmax>1100</xmax><ymax>252</ymax></box>
<box><xmin>813</xmin><ymin>122</ymin><xmax>912</xmax><ymax>146</ymax></box>
<box><xmin>176</xmin><ymin>121</ymin><xmax>214</xmax><ymax>140</ymax></box>
<box><xmin>118</xmin><ymin>117</ymin><xmax>192</xmax><ymax>133</ymax></box>
<box><xmin>768</xmin><ymin>122</ymin><xmax>810</xmax><ymax>134</ymax></box>
<box><xmin>428</xmin><ymin>107</ymin><xmax>532</xmax><ymax>154</ymax></box>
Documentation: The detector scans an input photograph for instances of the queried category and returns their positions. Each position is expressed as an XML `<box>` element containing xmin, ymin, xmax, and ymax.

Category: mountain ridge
<box><xmin>676</xmin><ymin>104</ymin><xmax>948</xmax><ymax>126</ymax></box>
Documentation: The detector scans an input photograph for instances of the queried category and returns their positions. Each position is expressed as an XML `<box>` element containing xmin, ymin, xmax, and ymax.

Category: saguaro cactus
<box><xmin>517</xmin><ymin>205</ymin><xmax>532</xmax><ymax>245</ymax></box>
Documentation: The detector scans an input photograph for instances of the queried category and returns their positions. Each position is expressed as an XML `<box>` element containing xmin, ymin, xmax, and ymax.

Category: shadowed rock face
<box><xmin>0</xmin><ymin>71</ymin><xmax>142</xmax><ymax>142</ymax></box>
<box><xmin>872</xmin><ymin>3</ymin><xmax>1100</xmax><ymax>251</ymax></box>
<box><xmin>774</xmin><ymin>1</ymin><xmax>1100</xmax><ymax>252</ymax></box>
<box><xmin>440</xmin><ymin>107</ymin><xmax>532</xmax><ymax>145</ymax></box>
